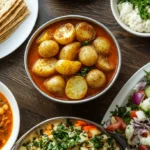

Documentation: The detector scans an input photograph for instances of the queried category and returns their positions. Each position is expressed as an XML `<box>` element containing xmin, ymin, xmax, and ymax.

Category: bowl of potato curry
<box><xmin>25</xmin><ymin>15</ymin><xmax>121</xmax><ymax>104</ymax></box>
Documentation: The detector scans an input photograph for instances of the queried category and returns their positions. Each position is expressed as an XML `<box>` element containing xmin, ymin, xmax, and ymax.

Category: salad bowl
<box><xmin>102</xmin><ymin>62</ymin><xmax>150</xmax><ymax>149</ymax></box>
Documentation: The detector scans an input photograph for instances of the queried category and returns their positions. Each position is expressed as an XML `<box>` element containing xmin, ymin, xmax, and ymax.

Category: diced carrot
<box><xmin>44</xmin><ymin>129</ymin><xmax>51</xmax><ymax>136</ymax></box>
<box><xmin>83</xmin><ymin>125</ymin><xmax>96</xmax><ymax>132</ymax></box>
<box><xmin>88</xmin><ymin>132</ymin><xmax>92</xmax><ymax>138</ymax></box>
<box><xmin>74</xmin><ymin>123</ymin><xmax>81</xmax><ymax>127</ymax></box>
<box><xmin>77</xmin><ymin>120</ymin><xmax>87</xmax><ymax>126</ymax></box>
<box><xmin>130</xmin><ymin>111</ymin><xmax>137</xmax><ymax>119</ymax></box>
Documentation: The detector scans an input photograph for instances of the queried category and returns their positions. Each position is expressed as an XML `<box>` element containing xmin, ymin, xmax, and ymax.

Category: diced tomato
<box><xmin>130</xmin><ymin>111</ymin><xmax>137</xmax><ymax>118</ymax></box>
<box><xmin>114</xmin><ymin>116</ymin><xmax>126</xmax><ymax>130</ymax></box>
<box><xmin>138</xmin><ymin>145</ymin><xmax>148</xmax><ymax>150</ymax></box>
<box><xmin>106</xmin><ymin>121</ymin><xmax>121</xmax><ymax>132</ymax></box>
<box><xmin>106</xmin><ymin>116</ymin><xmax>126</xmax><ymax>132</ymax></box>
<box><xmin>83</xmin><ymin>125</ymin><xmax>97</xmax><ymax>132</ymax></box>
<box><xmin>141</xmin><ymin>132</ymin><xmax>148</xmax><ymax>138</ymax></box>
<box><xmin>77</xmin><ymin>120</ymin><xmax>87</xmax><ymax>126</ymax></box>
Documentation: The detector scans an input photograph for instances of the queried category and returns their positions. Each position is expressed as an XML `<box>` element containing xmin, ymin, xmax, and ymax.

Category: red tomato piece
<box><xmin>106</xmin><ymin>116</ymin><xmax>126</xmax><ymax>132</ymax></box>
<box><xmin>138</xmin><ymin>145</ymin><xmax>148</xmax><ymax>150</ymax></box>
<box><xmin>130</xmin><ymin>111</ymin><xmax>137</xmax><ymax>118</ymax></box>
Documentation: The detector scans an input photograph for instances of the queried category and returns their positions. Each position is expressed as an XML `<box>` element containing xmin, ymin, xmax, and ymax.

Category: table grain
<box><xmin>0</xmin><ymin>0</ymin><xmax>150</xmax><ymax>138</ymax></box>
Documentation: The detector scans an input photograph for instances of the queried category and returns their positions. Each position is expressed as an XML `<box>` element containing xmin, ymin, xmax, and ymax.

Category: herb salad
<box><xmin>20</xmin><ymin>119</ymin><xmax>119</xmax><ymax>150</ymax></box>
<box><xmin>106</xmin><ymin>71</ymin><xmax>150</xmax><ymax>149</ymax></box>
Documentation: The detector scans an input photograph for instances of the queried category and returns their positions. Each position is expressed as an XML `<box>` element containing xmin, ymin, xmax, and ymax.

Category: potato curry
<box><xmin>28</xmin><ymin>19</ymin><xmax>118</xmax><ymax>101</ymax></box>
<box><xmin>0</xmin><ymin>92</ymin><xmax>13</xmax><ymax>148</ymax></box>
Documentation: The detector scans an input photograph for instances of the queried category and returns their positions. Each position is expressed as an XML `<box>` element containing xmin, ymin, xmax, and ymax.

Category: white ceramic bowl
<box><xmin>111</xmin><ymin>0</ymin><xmax>150</xmax><ymax>37</ymax></box>
<box><xmin>24</xmin><ymin>15</ymin><xmax>121</xmax><ymax>104</ymax></box>
<box><xmin>0</xmin><ymin>82</ymin><xmax>20</xmax><ymax>150</ymax></box>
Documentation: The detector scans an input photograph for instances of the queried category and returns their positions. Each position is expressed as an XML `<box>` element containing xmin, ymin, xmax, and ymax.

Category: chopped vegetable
<box><xmin>145</xmin><ymin>86</ymin><xmax>150</xmax><ymax>98</ymax></box>
<box><xmin>21</xmin><ymin>119</ymin><xmax>119</xmax><ymax>150</ymax></box>
<box><xmin>132</xmin><ymin>91</ymin><xmax>145</xmax><ymax>105</ymax></box>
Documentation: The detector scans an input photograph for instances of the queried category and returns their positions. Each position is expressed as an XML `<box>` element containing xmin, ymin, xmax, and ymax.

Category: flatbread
<box><xmin>0</xmin><ymin>0</ymin><xmax>22</xmax><ymax>23</ymax></box>
<box><xmin>0</xmin><ymin>0</ymin><xmax>18</xmax><ymax>19</ymax></box>
<box><xmin>0</xmin><ymin>23</ymin><xmax>19</xmax><ymax>43</ymax></box>
<box><xmin>0</xmin><ymin>1</ymin><xmax>26</xmax><ymax>31</ymax></box>
<box><xmin>0</xmin><ymin>8</ymin><xmax>29</xmax><ymax>41</ymax></box>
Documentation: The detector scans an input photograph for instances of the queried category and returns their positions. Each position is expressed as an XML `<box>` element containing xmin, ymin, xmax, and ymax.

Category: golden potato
<box><xmin>65</xmin><ymin>76</ymin><xmax>88</xmax><ymax>100</ymax></box>
<box><xmin>93</xmin><ymin>37</ymin><xmax>111</xmax><ymax>55</ymax></box>
<box><xmin>32</xmin><ymin>58</ymin><xmax>57</xmax><ymax>77</ymax></box>
<box><xmin>86</xmin><ymin>69</ymin><xmax>106</xmax><ymax>88</ymax></box>
<box><xmin>79</xmin><ymin>46</ymin><xmax>98</xmax><ymax>66</ymax></box>
<box><xmin>38</xmin><ymin>40</ymin><xmax>59</xmax><ymax>58</ymax></box>
<box><xmin>54</xmin><ymin>23</ymin><xmax>75</xmax><ymax>45</ymax></box>
<box><xmin>96</xmin><ymin>55</ymin><xmax>116</xmax><ymax>72</ymax></box>
<box><xmin>55</xmin><ymin>60</ymin><xmax>81</xmax><ymax>76</ymax></box>
<box><xmin>75</xmin><ymin>22</ymin><xmax>96</xmax><ymax>42</ymax></box>
<box><xmin>44</xmin><ymin>75</ymin><xmax>66</xmax><ymax>96</ymax></box>
<box><xmin>59</xmin><ymin>42</ymin><xmax>81</xmax><ymax>60</ymax></box>
<box><xmin>36</xmin><ymin>31</ymin><xmax>52</xmax><ymax>44</ymax></box>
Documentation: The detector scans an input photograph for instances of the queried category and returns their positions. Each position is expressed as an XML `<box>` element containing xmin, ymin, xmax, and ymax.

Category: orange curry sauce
<box><xmin>0</xmin><ymin>92</ymin><xmax>13</xmax><ymax>148</ymax></box>
<box><xmin>28</xmin><ymin>19</ymin><xmax>118</xmax><ymax>101</ymax></box>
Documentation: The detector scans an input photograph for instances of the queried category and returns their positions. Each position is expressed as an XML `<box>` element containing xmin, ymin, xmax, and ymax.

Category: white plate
<box><xmin>0</xmin><ymin>82</ymin><xmax>20</xmax><ymax>150</ymax></box>
<box><xmin>0</xmin><ymin>0</ymin><xmax>39</xmax><ymax>59</ymax></box>
<box><xmin>102</xmin><ymin>62</ymin><xmax>150</xmax><ymax>124</ymax></box>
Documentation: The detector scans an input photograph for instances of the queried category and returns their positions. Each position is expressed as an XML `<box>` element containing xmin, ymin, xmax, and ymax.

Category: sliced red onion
<box><xmin>133</xmin><ymin>81</ymin><xmax>147</xmax><ymax>91</ymax></box>
<box><xmin>132</xmin><ymin>91</ymin><xmax>145</xmax><ymax>105</ymax></box>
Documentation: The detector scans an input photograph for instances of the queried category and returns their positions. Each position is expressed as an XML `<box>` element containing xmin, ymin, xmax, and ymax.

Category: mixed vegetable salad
<box><xmin>21</xmin><ymin>119</ymin><xmax>119</xmax><ymax>150</ymax></box>
<box><xmin>106</xmin><ymin>71</ymin><xmax>150</xmax><ymax>149</ymax></box>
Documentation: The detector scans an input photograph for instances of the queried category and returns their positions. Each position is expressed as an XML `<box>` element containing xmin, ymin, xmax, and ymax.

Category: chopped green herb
<box><xmin>77</xmin><ymin>67</ymin><xmax>93</xmax><ymax>77</ymax></box>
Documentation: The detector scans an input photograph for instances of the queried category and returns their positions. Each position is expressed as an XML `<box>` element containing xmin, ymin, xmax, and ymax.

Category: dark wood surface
<box><xmin>0</xmin><ymin>0</ymin><xmax>150</xmax><ymax>138</ymax></box>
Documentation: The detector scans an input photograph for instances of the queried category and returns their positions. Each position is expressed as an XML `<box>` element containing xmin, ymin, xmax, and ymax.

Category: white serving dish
<box><xmin>0</xmin><ymin>0</ymin><xmax>39</xmax><ymax>59</ymax></box>
<box><xmin>111</xmin><ymin>0</ymin><xmax>150</xmax><ymax>37</ymax></box>
<box><xmin>0</xmin><ymin>82</ymin><xmax>20</xmax><ymax>150</ymax></box>
<box><xmin>102</xmin><ymin>62</ymin><xmax>150</xmax><ymax>124</ymax></box>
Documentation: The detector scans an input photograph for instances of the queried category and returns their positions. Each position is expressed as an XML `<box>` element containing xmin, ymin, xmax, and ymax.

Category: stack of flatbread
<box><xmin>0</xmin><ymin>0</ymin><xmax>29</xmax><ymax>43</ymax></box>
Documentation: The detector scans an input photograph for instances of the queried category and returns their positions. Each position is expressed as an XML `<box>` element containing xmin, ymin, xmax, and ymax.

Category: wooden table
<box><xmin>0</xmin><ymin>0</ymin><xmax>150</xmax><ymax>138</ymax></box>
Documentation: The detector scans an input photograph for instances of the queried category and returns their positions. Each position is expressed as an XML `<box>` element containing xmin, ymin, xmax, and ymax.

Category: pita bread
<box><xmin>0</xmin><ymin>8</ymin><xmax>29</xmax><ymax>40</ymax></box>
<box><xmin>0</xmin><ymin>2</ymin><xmax>26</xmax><ymax>31</ymax></box>
<box><xmin>0</xmin><ymin>0</ymin><xmax>18</xmax><ymax>19</ymax></box>
<box><xmin>0</xmin><ymin>0</ymin><xmax>22</xmax><ymax>23</ymax></box>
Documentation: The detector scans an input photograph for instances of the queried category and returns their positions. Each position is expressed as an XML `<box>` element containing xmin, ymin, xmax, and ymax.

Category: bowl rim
<box><xmin>24</xmin><ymin>15</ymin><xmax>121</xmax><ymax>104</ymax></box>
<box><xmin>0</xmin><ymin>82</ymin><xmax>20</xmax><ymax>150</ymax></box>
<box><xmin>110</xmin><ymin>0</ymin><xmax>150</xmax><ymax>37</ymax></box>
<box><xmin>15</xmin><ymin>116</ymin><xmax>106</xmax><ymax>147</ymax></box>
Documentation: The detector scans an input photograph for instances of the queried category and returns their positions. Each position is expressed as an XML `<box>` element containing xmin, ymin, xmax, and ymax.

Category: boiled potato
<box><xmin>59</xmin><ymin>42</ymin><xmax>81</xmax><ymax>60</ymax></box>
<box><xmin>75</xmin><ymin>22</ymin><xmax>96</xmax><ymax>42</ymax></box>
<box><xmin>86</xmin><ymin>69</ymin><xmax>106</xmax><ymax>88</ymax></box>
<box><xmin>79</xmin><ymin>46</ymin><xmax>98</xmax><ymax>66</ymax></box>
<box><xmin>44</xmin><ymin>75</ymin><xmax>66</xmax><ymax>96</ymax></box>
<box><xmin>96</xmin><ymin>55</ymin><xmax>116</xmax><ymax>72</ymax></box>
<box><xmin>36</xmin><ymin>31</ymin><xmax>52</xmax><ymax>44</ymax></box>
<box><xmin>54</xmin><ymin>23</ymin><xmax>75</xmax><ymax>45</ymax></box>
<box><xmin>93</xmin><ymin>37</ymin><xmax>111</xmax><ymax>55</ymax></box>
<box><xmin>38</xmin><ymin>40</ymin><xmax>59</xmax><ymax>58</ymax></box>
<box><xmin>32</xmin><ymin>58</ymin><xmax>57</xmax><ymax>77</ymax></box>
<box><xmin>65</xmin><ymin>76</ymin><xmax>88</xmax><ymax>100</ymax></box>
<box><xmin>55</xmin><ymin>60</ymin><xmax>81</xmax><ymax>76</ymax></box>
